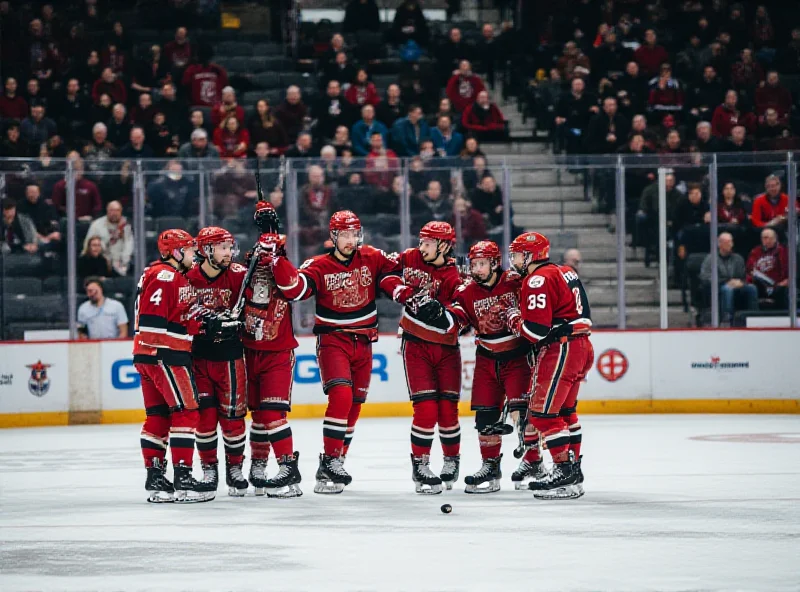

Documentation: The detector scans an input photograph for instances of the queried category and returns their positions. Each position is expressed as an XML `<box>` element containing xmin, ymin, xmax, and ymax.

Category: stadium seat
<box><xmin>42</xmin><ymin>276</ymin><xmax>65</xmax><ymax>293</ymax></box>
<box><xmin>3</xmin><ymin>276</ymin><xmax>43</xmax><ymax>297</ymax></box>
<box><xmin>216</xmin><ymin>41</ymin><xmax>254</xmax><ymax>57</ymax></box>
<box><xmin>253</xmin><ymin>43</ymin><xmax>284</xmax><ymax>56</ymax></box>
<box><xmin>252</xmin><ymin>72</ymin><xmax>282</xmax><ymax>90</ymax></box>
<box><xmin>3</xmin><ymin>253</ymin><xmax>45</xmax><ymax>277</ymax></box>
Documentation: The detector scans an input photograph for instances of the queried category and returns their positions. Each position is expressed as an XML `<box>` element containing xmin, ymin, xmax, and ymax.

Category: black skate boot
<box><xmin>249</xmin><ymin>458</ymin><xmax>269</xmax><ymax>496</ymax></box>
<box><xmin>314</xmin><ymin>454</ymin><xmax>352</xmax><ymax>494</ymax></box>
<box><xmin>575</xmin><ymin>455</ymin><xmax>584</xmax><ymax>484</ymax></box>
<box><xmin>511</xmin><ymin>458</ymin><xmax>546</xmax><ymax>491</ymax></box>
<box><xmin>145</xmin><ymin>458</ymin><xmax>174</xmax><ymax>503</ymax></box>
<box><xmin>440</xmin><ymin>455</ymin><xmax>460</xmax><ymax>490</ymax></box>
<box><xmin>226</xmin><ymin>460</ymin><xmax>249</xmax><ymax>497</ymax></box>
<box><xmin>264</xmin><ymin>451</ymin><xmax>303</xmax><ymax>498</ymax></box>
<box><xmin>529</xmin><ymin>460</ymin><xmax>583</xmax><ymax>500</ymax></box>
<box><xmin>464</xmin><ymin>455</ymin><xmax>502</xmax><ymax>494</ymax></box>
<box><xmin>411</xmin><ymin>454</ymin><xmax>443</xmax><ymax>494</ymax></box>
<box><xmin>173</xmin><ymin>462</ymin><xmax>215</xmax><ymax>503</ymax></box>
<box><xmin>200</xmin><ymin>462</ymin><xmax>219</xmax><ymax>492</ymax></box>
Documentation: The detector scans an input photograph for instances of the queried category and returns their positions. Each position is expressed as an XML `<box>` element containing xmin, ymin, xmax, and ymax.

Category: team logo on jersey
<box><xmin>325</xmin><ymin>267</ymin><xmax>373</xmax><ymax>309</ymax></box>
<box><xmin>26</xmin><ymin>360</ymin><xmax>52</xmax><ymax>397</ymax></box>
<box><xmin>596</xmin><ymin>349</ymin><xmax>628</xmax><ymax>382</ymax></box>
<box><xmin>194</xmin><ymin>287</ymin><xmax>233</xmax><ymax>310</ymax></box>
<box><xmin>157</xmin><ymin>270</ymin><xmax>175</xmax><ymax>282</ymax></box>
<box><xmin>528</xmin><ymin>275</ymin><xmax>545</xmax><ymax>288</ymax></box>
<box><xmin>474</xmin><ymin>293</ymin><xmax>517</xmax><ymax>333</ymax></box>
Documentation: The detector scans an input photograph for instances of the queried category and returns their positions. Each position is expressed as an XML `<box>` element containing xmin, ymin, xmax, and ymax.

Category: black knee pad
<box><xmin>559</xmin><ymin>405</ymin><xmax>577</xmax><ymax>417</ymax></box>
<box><xmin>145</xmin><ymin>404</ymin><xmax>170</xmax><ymax>417</ymax></box>
<box><xmin>475</xmin><ymin>408</ymin><xmax>502</xmax><ymax>432</ymax></box>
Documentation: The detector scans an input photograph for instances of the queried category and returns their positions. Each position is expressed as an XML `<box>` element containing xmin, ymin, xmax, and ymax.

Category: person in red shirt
<box><xmin>91</xmin><ymin>68</ymin><xmax>127</xmax><ymax>106</ymax></box>
<box><xmin>505</xmin><ymin>232</ymin><xmax>594</xmax><ymax>500</ymax></box>
<box><xmin>164</xmin><ymin>27</ymin><xmax>192</xmax><ymax>70</ymax></box>
<box><xmin>461</xmin><ymin>90</ymin><xmax>505</xmax><ymax>141</ymax></box>
<box><xmin>634</xmin><ymin>29</ymin><xmax>670</xmax><ymax>78</ymax></box>
<box><xmin>51</xmin><ymin>154</ymin><xmax>102</xmax><ymax>220</ymax></box>
<box><xmin>364</xmin><ymin>131</ymin><xmax>399</xmax><ymax>190</ymax></box>
<box><xmin>181</xmin><ymin>45</ymin><xmax>229</xmax><ymax>107</ymax></box>
<box><xmin>446</xmin><ymin>60</ymin><xmax>486</xmax><ymax>113</ymax></box>
<box><xmin>213</xmin><ymin>116</ymin><xmax>250</xmax><ymax>159</ymax></box>
<box><xmin>711</xmin><ymin>90</ymin><xmax>757</xmax><ymax>138</ymax></box>
<box><xmin>755</xmin><ymin>71</ymin><xmax>793</xmax><ymax>122</ymax></box>
<box><xmin>211</xmin><ymin>86</ymin><xmax>245</xmax><ymax>129</ymax></box>
<box><xmin>0</xmin><ymin>77</ymin><xmax>29</xmax><ymax>121</ymax></box>
<box><xmin>750</xmin><ymin>175</ymin><xmax>795</xmax><ymax>229</ymax></box>
<box><xmin>344</xmin><ymin>68</ymin><xmax>381</xmax><ymax>108</ymax></box>
<box><xmin>746</xmin><ymin>227</ymin><xmax>789</xmax><ymax>307</ymax></box>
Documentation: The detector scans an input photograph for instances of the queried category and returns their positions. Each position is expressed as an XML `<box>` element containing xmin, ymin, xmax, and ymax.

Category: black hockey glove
<box><xmin>416</xmin><ymin>299</ymin><xmax>448</xmax><ymax>327</ymax></box>
<box><xmin>202</xmin><ymin>313</ymin><xmax>240</xmax><ymax>341</ymax></box>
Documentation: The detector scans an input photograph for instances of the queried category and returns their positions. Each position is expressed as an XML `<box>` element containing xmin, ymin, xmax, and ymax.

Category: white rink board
<box><xmin>0</xmin><ymin>342</ymin><xmax>69</xmax><ymax>414</ymax></box>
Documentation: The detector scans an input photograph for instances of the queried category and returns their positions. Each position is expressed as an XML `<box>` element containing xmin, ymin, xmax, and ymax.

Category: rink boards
<box><xmin>0</xmin><ymin>330</ymin><xmax>798</xmax><ymax>427</ymax></box>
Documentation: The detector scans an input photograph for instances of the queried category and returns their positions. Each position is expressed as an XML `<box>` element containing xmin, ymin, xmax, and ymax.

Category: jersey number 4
<box><xmin>149</xmin><ymin>288</ymin><xmax>163</xmax><ymax>306</ymax></box>
<box><xmin>573</xmin><ymin>287</ymin><xmax>583</xmax><ymax>314</ymax></box>
<box><xmin>527</xmin><ymin>293</ymin><xmax>546</xmax><ymax>309</ymax></box>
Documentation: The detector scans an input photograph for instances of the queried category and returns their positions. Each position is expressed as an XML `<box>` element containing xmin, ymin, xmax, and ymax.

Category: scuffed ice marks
<box><xmin>0</xmin><ymin>541</ymin><xmax>295</xmax><ymax>576</ymax></box>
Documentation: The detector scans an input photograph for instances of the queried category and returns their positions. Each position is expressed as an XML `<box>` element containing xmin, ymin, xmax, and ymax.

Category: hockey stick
<box><xmin>513</xmin><ymin>410</ymin><xmax>528</xmax><ymax>459</ymax></box>
<box><xmin>481</xmin><ymin>401</ymin><xmax>515</xmax><ymax>436</ymax></box>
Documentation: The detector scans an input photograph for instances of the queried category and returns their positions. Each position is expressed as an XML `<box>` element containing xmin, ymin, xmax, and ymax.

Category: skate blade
<box><xmin>147</xmin><ymin>491</ymin><xmax>174</xmax><ymax>503</ymax></box>
<box><xmin>442</xmin><ymin>480</ymin><xmax>455</xmax><ymax>491</ymax></box>
<box><xmin>513</xmin><ymin>481</ymin><xmax>530</xmax><ymax>491</ymax></box>
<box><xmin>414</xmin><ymin>483</ymin><xmax>443</xmax><ymax>495</ymax></box>
<box><xmin>314</xmin><ymin>481</ymin><xmax>344</xmax><ymax>494</ymax></box>
<box><xmin>228</xmin><ymin>486</ymin><xmax>248</xmax><ymax>497</ymax></box>
<box><xmin>533</xmin><ymin>484</ymin><xmax>584</xmax><ymax>500</ymax></box>
<box><xmin>464</xmin><ymin>480</ymin><xmax>500</xmax><ymax>494</ymax></box>
<box><xmin>174</xmin><ymin>490</ymin><xmax>216</xmax><ymax>503</ymax></box>
<box><xmin>266</xmin><ymin>484</ymin><xmax>303</xmax><ymax>498</ymax></box>
<box><xmin>252</xmin><ymin>486</ymin><xmax>267</xmax><ymax>497</ymax></box>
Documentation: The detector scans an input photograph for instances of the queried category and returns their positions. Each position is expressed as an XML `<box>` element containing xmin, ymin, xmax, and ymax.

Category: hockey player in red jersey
<box><xmin>134</xmin><ymin>229</ymin><xmax>236</xmax><ymax>503</ymax></box>
<box><xmin>388</xmin><ymin>221</ymin><xmax>464</xmax><ymax>494</ymax></box>
<box><xmin>241</xmin><ymin>210</ymin><xmax>302</xmax><ymax>498</ymax></box>
<box><xmin>186</xmin><ymin>226</ymin><xmax>250</xmax><ymax>497</ymax></box>
<box><xmin>266</xmin><ymin>210</ymin><xmax>404</xmax><ymax>493</ymax></box>
<box><xmin>505</xmin><ymin>232</ymin><xmax>594</xmax><ymax>499</ymax></box>
<box><xmin>446</xmin><ymin>240</ymin><xmax>543</xmax><ymax>493</ymax></box>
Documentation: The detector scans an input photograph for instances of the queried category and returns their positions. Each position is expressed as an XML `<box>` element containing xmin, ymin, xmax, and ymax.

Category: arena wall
<box><xmin>0</xmin><ymin>330</ymin><xmax>797</xmax><ymax>428</ymax></box>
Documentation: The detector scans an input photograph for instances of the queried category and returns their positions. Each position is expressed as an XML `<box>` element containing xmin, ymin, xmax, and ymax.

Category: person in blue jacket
<box><xmin>429</xmin><ymin>114</ymin><xmax>463</xmax><ymax>157</ymax></box>
<box><xmin>390</xmin><ymin>104</ymin><xmax>430</xmax><ymax>156</ymax></box>
<box><xmin>350</xmin><ymin>104</ymin><xmax>388</xmax><ymax>156</ymax></box>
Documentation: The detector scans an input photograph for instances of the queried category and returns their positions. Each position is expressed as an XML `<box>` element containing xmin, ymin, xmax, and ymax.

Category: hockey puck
<box><xmin>440</xmin><ymin>504</ymin><xmax>452</xmax><ymax>514</ymax></box>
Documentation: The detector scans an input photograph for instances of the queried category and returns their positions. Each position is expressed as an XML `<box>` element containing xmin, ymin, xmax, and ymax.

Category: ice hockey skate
<box><xmin>226</xmin><ymin>460</ymin><xmax>249</xmax><ymax>497</ymax></box>
<box><xmin>264</xmin><ymin>451</ymin><xmax>303</xmax><ymax>498</ymax></box>
<box><xmin>411</xmin><ymin>454</ymin><xmax>443</xmax><ymax>494</ymax></box>
<box><xmin>511</xmin><ymin>458</ymin><xmax>546</xmax><ymax>490</ymax></box>
<box><xmin>530</xmin><ymin>460</ymin><xmax>583</xmax><ymax>500</ymax></box>
<box><xmin>440</xmin><ymin>454</ymin><xmax>460</xmax><ymax>490</ymax></box>
<box><xmin>145</xmin><ymin>458</ymin><xmax>174</xmax><ymax>503</ymax></box>
<box><xmin>200</xmin><ymin>462</ymin><xmax>219</xmax><ymax>491</ymax></box>
<box><xmin>314</xmin><ymin>453</ymin><xmax>352</xmax><ymax>494</ymax></box>
<box><xmin>173</xmin><ymin>462</ymin><xmax>216</xmax><ymax>503</ymax></box>
<box><xmin>464</xmin><ymin>455</ymin><xmax>503</xmax><ymax>494</ymax></box>
<box><xmin>249</xmin><ymin>458</ymin><xmax>269</xmax><ymax>496</ymax></box>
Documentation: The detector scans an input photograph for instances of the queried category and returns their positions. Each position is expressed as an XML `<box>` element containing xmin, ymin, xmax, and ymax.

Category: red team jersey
<box><xmin>450</xmin><ymin>270</ymin><xmax>529</xmax><ymax>358</ymax></box>
<box><xmin>393</xmin><ymin>248</ymin><xmax>462</xmax><ymax>346</ymax></box>
<box><xmin>133</xmin><ymin>261</ymin><xmax>202</xmax><ymax>366</ymax></box>
<box><xmin>241</xmin><ymin>262</ymin><xmax>299</xmax><ymax>352</ymax></box>
<box><xmin>273</xmin><ymin>246</ymin><xmax>402</xmax><ymax>341</ymax></box>
<box><xmin>185</xmin><ymin>263</ymin><xmax>247</xmax><ymax>361</ymax></box>
<box><xmin>181</xmin><ymin>64</ymin><xmax>229</xmax><ymax>106</ymax></box>
<box><xmin>517</xmin><ymin>264</ymin><xmax>592</xmax><ymax>344</ymax></box>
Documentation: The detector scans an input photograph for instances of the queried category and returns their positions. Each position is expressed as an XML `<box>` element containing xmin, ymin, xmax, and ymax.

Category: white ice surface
<box><xmin>1</xmin><ymin>415</ymin><xmax>799</xmax><ymax>592</ymax></box>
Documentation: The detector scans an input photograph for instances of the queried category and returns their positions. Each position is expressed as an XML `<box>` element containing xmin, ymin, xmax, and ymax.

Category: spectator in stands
<box><xmin>77</xmin><ymin>277</ymin><xmax>129</xmax><ymax>339</ymax></box>
<box><xmin>453</xmin><ymin>195</ymin><xmax>487</xmax><ymax>242</ymax></box>
<box><xmin>556</xmin><ymin>41</ymin><xmax>591</xmax><ymax>81</ymax></box>
<box><xmin>635</xmin><ymin>29</ymin><xmax>670</xmax><ymax>79</ymax></box>
<box><xmin>69</xmin><ymin>50</ymin><xmax>102</xmax><ymax>96</ymax></box>
<box><xmin>461</xmin><ymin>154</ymin><xmax>491</xmax><ymax>192</ymax></box>
<box><xmin>332</xmin><ymin>125</ymin><xmax>352</xmax><ymax>155</ymax></box>
<box><xmin>351</xmin><ymin>104</ymin><xmax>388</xmax><ymax>156</ymax></box>
<box><xmin>156</xmin><ymin>83</ymin><xmax>187</xmax><ymax>137</ymax></box>
<box><xmin>182</xmin><ymin>44</ymin><xmax>228</xmax><ymax>107</ymax></box>
<box><xmin>213</xmin><ymin>115</ymin><xmax>249</xmax><ymax>159</ymax></box>
<box><xmin>343</xmin><ymin>0</ymin><xmax>380</xmax><ymax>34</ymax></box>
<box><xmin>85</xmin><ymin>200</ymin><xmax>133</xmax><ymax>277</ymax></box>
<box><xmin>92</xmin><ymin>68</ymin><xmax>127</xmax><ymax>106</ymax></box>
<box><xmin>100</xmin><ymin>42</ymin><xmax>128</xmax><ymax>78</ymax></box>
<box><xmin>593</xmin><ymin>30</ymin><xmax>631</xmax><ymax>83</ymax></box>
<box><xmin>0</xmin><ymin>77</ymin><xmax>28</xmax><ymax>120</ymax></box>
<box><xmin>117</xmin><ymin>126</ymin><xmax>155</xmax><ymax>160</ymax></box>
<box><xmin>344</xmin><ymin>68</ymin><xmax>381</xmax><ymax>108</ymax></box>
<box><xmin>392</xmin><ymin>0</ymin><xmax>429</xmax><ymax>47</ymax></box>
<box><xmin>364</xmin><ymin>131</ymin><xmax>399</xmax><ymax>191</ymax></box>
<box><xmin>275</xmin><ymin>85</ymin><xmax>308</xmax><ymax>144</ymax></box>
<box><xmin>0</xmin><ymin>121</ymin><xmax>30</xmax><ymax>159</ymax></box>
<box><xmin>1</xmin><ymin>198</ymin><xmax>38</xmax><ymax>254</ymax></box>
<box><xmin>730</xmin><ymin>48</ymin><xmax>764</xmax><ymax>94</ymax></box>
<box><xmin>627</xmin><ymin>114</ymin><xmax>655</xmax><ymax>150</ymax></box>
<box><xmin>431</xmin><ymin>114</ymin><xmax>463</xmax><ymax>157</ymax></box>
<box><xmin>17</xmin><ymin>183</ymin><xmax>60</xmax><ymax>253</ymax></box>
<box><xmin>26</xmin><ymin>79</ymin><xmax>47</xmax><ymax>111</ymax></box>
<box><xmin>248</xmin><ymin>99</ymin><xmax>289</xmax><ymax>155</ymax></box>
<box><xmin>746</xmin><ymin>227</ymin><xmax>789</xmax><ymax>308</ymax></box>
<box><xmin>555</xmin><ymin>77</ymin><xmax>599</xmax><ymax>154</ymax></box>
<box><xmin>446</xmin><ymin>60</ymin><xmax>486</xmax><ymax>114</ymax></box>
<box><xmin>391</xmin><ymin>104</ymin><xmax>429</xmax><ymax>157</ymax></box>
<box><xmin>377</xmin><ymin>84</ymin><xmax>405</xmax><ymax>129</ymax></box>
<box><xmin>178</xmin><ymin>128</ymin><xmax>221</xmax><ymax>165</ymax></box>
<box><xmin>688</xmin><ymin>66</ymin><xmax>725</xmax><ymax>129</ymax></box>
<box><xmin>324</xmin><ymin>52</ymin><xmax>357</xmax><ymax>90</ymax></box>
<box><xmin>586</xmin><ymin>97</ymin><xmax>629</xmax><ymax>154</ymax></box>
<box><xmin>563</xmin><ymin>248</ymin><xmax>582</xmax><ymax>273</ymax></box>
<box><xmin>470</xmin><ymin>175</ymin><xmax>506</xmax><ymax>229</ymax></box>
<box><xmin>692</xmin><ymin>121</ymin><xmax>721</xmax><ymax>153</ymax></box>
<box><xmin>673</xmin><ymin>182</ymin><xmax>710</xmax><ymax>262</ymax></box>
<box><xmin>648</xmin><ymin>63</ymin><xmax>685</xmax><ymax>124</ymax></box>
<box><xmin>20</xmin><ymin>104</ymin><xmax>57</xmax><ymax>149</ymax></box>
<box><xmin>56</xmin><ymin>78</ymin><xmax>91</xmax><ymax>146</ymax></box>
<box><xmin>130</xmin><ymin>93</ymin><xmax>157</xmax><ymax>127</ymax></box>
<box><xmin>252</xmin><ymin>141</ymin><xmax>282</xmax><ymax>190</ymax></box>
<box><xmin>636</xmin><ymin>172</ymin><xmax>680</xmax><ymax>263</ymax></box>
<box><xmin>51</xmin><ymin>154</ymin><xmax>102</xmax><ymax>220</ymax></box>
<box><xmin>477</xmin><ymin>24</ymin><xmax>499</xmax><ymax>89</ymax></box>
<box><xmin>755</xmin><ymin>71</ymin><xmax>793</xmax><ymax>122</ymax></box>
<box><xmin>315</xmin><ymin>81</ymin><xmax>353</xmax><ymax>142</ymax></box>
<box><xmin>751</xmin><ymin>175</ymin><xmax>793</xmax><ymax>229</ymax></box>
<box><xmin>723</xmin><ymin>124</ymin><xmax>754</xmax><ymax>153</ymax></box>
<box><xmin>461</xmin><ymin>90</ymin><xmax>506</xmax><ymax>142</ymax></box>
<box><xmin>412</xmin><ymin>180</ymin><xmax>450</xmax><ymax>228</ymax></box>
<box><xmin>164</xmin><ymin>27</ymin><xmax>192</xmax><ymax>70</ymax></box>
<box><xmin>150</xmin><ymin>110</ymin><xmax>180</xmax><ymax>157</ymax></box>
<box><xmin>718</xmin><ymin>182</ymin><xmax>748</xmax><ymax>227</ymax></box>
<box><xmin>781</xmin><ymin>27</ymin><xmax>800</xmax><ymax>74</ymax></box>
<box><xmin>78</xmin><ymin>236</ymin><xmax>112</xmax><ymax>279</ymax></box>
<box><xmin>701</xmin><ymin>232</ymin><xmax>759</xmax><ymax>325</ymax></box>
<box><xmin>131</xmin><ymin>45</ymin><xmax>170</xmax><ymax>100</ymax></box>
<box><xmin>106</xmin><ymin>103</ymin><xmax>130</xmax><ymax>150</ymax></box>
<box><xmin>211</xmin><ymin>86</ymin><xmax>244</xmax><ymax>129</ymax></box>
<box><xmin>429</xmin><ymin>98</ymin><xmax>457</xmax><ymax>132</ymax></box>
<box><xmin>616</xmin><ymin>61</ymin><xmax>649</xmax><ymax>116</ymax></box>
<box><xmin>298</xmin><ymin>165</ymin><xmax>334</xmax><ymax>246</ymax></box>
<box><xmin>439</xmin><ymin>27</ymin><xmax>470</xmax><ymax>81</ymax></box>
<box><xmin>757</xmin><ymin>108</ymin><xmax>791</xmax><ymax>143</ymax></box>
<box><xmin>711</xmin><ymin>90</ymin><xmax>757</xmax><ymax>138</ymax></box>
<box><xmin>83</xmin><ymin>122</ymin><xmax>115</xmax><ymax>173</ymax></box>
<box><xmin>146</xmin><ymin>161</ymin><xmax>196</xmax><ymax>218</ymax></box>
<box><xmin>285</xmin><ymin>131</ymin><xmax>317</xmax><ymax>159</ymax></box>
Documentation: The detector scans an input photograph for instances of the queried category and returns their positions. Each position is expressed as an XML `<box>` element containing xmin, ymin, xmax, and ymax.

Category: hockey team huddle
<box><xmin>133</xmin><ymin>201</ymin><xmax>594</xmax><ymax>504</ymax></box>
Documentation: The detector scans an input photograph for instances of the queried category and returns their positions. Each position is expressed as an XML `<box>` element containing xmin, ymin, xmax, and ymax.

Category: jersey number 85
<box><xmin>527</xmin><ymin>294</ymin><xmax>546</xmax><ymax>309</ymax></box>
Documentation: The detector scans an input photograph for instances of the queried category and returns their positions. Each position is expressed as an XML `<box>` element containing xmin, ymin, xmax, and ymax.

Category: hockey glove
<box><xmin>404</xmin><ymin>285</ymin><xmax>433</xmax><ymax>315</ymax></box>
<box><xmin>505</xmin><ymin>307</ymin><xmax>522</xmax><ymax>336</ymax></box>
<box><xmin>392</xmin><ymin>284</ymin><xmax>416</xmax><ymax>305</ymax></box>
<box><xmin>416</xmin><ymin>299</ymin><xmax>448</xmax><ymax>327</ymax></box>
<box><xmin>202</xmin><ymin>313</ymin><xmax>241</xmax><ymax>341</ymax></box>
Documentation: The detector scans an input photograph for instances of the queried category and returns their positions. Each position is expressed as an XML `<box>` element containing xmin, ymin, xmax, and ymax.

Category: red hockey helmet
<box><xmin>196</xmin><ymin>226</ymin><xmax>238</xmax><ymax>265</ymax></box>
<box><xmin>419</xmin><ymin>221</ymin><xmax>456</xmax><ymax>244</ymax></box>
<box><xmin>509</xmin><ymin>232</ymin><xmax>550</xmax><ymax>271</ymax></box>
<box><xmin>329</xmin><ymin>210</ymin><xmax>362</xmax><ymax>233</ymax></box>
<box><xmin>468</xmin><ymin>240</ymin><xmax>501</xmax><ymax>264</ymax></box>
<box><xmin>157</xmin><ymin>228</ymin><xmax>195</xmax><ymax>260</ymax></box>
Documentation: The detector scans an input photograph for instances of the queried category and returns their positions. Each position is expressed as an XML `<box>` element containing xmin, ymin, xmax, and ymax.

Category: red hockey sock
<box><xmin>259</xmin><ymin>410</ymin><xmax>293</xmax><ymax>459</ymax></box>
<box><xmin>140</xmin><ymin>413</ymin><xmax>169</xmax><ymax>468</ymax></box>
<box><xmin>478</xmin><ymin>434</ymin><xmax>502</xmax><ymax>460</ymax></box>
<box><xmin>562</xmin><ymin>411</ymin><xmax>582</xmax><ymax>459</ymax></box>
<box><xmin>169</xmin><ymin>409</ymin><xmax>198</xmax><ymax>467</ymax></box>
<box><xmin>219</xmin><ymin>417</ymin><xmax>246</xmax><ymax>466</ymax></box>
<box><xmin>523</xmin><ymin>446</ymin><xmax>542</xmax><ymax>463</ymax></box>
<box><xmin>195</xmin><ymin>406</ymin><xmax>219</xmax><ymax>466</ymax></box>
<box><xmin>437</xmin><ymin>399</ymin><xmax>461</xmax><ymax>457</ymax></box>
<box><xmin>343</xmin><ymin>402</ymin><xmax>361</xmax><ymax>456</ymax></box>
<box><xmin>532</xmin><ymin>416</ymin><xmax>570</xmax><ymax>463</ymax></box>
<box><xmin>323</xmin><ymin>385</ymin><xmax>352</xmax><ymax>457</ymax></box>
<box><xmin>249</xmin><ymin>415</ymin><xmax>271</xmax><ymax>460</ymax></box>
<box><xmin>410</xmin><ymin>399</ymin><xmax>437</xmax><ymax>456</ymax></box>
